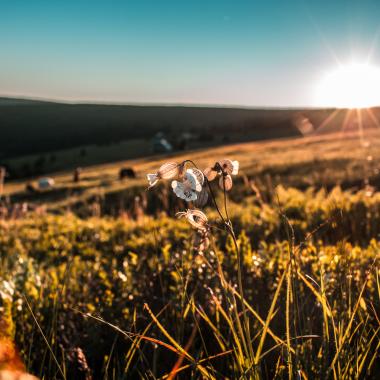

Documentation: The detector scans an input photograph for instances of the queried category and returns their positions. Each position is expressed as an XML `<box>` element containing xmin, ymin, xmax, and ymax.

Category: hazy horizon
<box><xmin>0</xmin><ymin>93</ymin><xmax>346</xmax><ymax>109</ymax></box>
<box><xmin>4</xmin><ymin>93</ymin><xmax>376</xmax><ymax>110</ymax></box>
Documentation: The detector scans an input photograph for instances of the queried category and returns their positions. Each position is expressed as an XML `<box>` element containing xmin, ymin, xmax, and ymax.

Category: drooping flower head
<box><xmin>219</xmin><ymin>174</ymin><xmax>233</xmax><ymax>191</ymax></box>
<box><xmin>171</xmin><ymin>168</ymin><xmax>204</xmax><ymax>201</ymax></box>
<box><xmin>218</xmin><ymin>159</ymin><xmax>239</xmax><ymax>176</ymax></box>
<box><xmin>147</xmin><ymin>162</ymin><xmax>180</xmax><ymax>188</ymax></box>
<box><xmin>176</xmin><ymin>209</ymin><xmax>208</xmax><ymax>230</ymax></box>
<box><xmin>203</xmin><ymin>159</ymin><xmax>239</xmax><ymax>191</ymax></box>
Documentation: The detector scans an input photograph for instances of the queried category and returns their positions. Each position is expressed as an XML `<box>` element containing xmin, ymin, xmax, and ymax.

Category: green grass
<box><xmin>1</xmin><ymin>130</ymin><xmax>380</xmax><ymax>379</ymax></box>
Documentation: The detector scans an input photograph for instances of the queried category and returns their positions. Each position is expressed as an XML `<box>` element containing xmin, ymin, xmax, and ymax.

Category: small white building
<box><xmin>38</xmin><ymin>177</ymin><xmax>55</xmax><ymax>190</ymax></box>
<box><xmin>152</xmin><ymin>132</ymin><xmax>173</xmax><ymax>153</ymax></box>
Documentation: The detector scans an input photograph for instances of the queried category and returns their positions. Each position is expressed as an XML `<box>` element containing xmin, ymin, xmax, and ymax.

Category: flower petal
<box><xmin>187</xmin><ymin>168</ymin><xmax>204</xmax><ymax>186</ymax></box>
<box><xmin>172</xmin><ymin>180</ymin><xmax>198</xmax><ymax>201</ymax></box>
<box><xmin>231</xmin><ymin>160</ymin><xmax>239</xmax><ymax>175</ymax></box>
<box><xmin>147</xmin><ymin>173</ymin><xmax>159</xmax><ymax>188</ymax></box>
<box><xmin>185</xmin><ymin>170</ymin><xmax>202</xmax><ymax>192</ymax></box>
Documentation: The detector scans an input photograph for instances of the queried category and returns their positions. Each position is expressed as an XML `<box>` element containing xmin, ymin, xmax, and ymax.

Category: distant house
<box><xmin>38</xmin><ymin>177</ymin><xmax>55</xmax><ymax>190</ymax></box>
<box><xmin>152</xmin><ymin>133</ymin><xmax>173</xmax><ymax>153</ymax></box>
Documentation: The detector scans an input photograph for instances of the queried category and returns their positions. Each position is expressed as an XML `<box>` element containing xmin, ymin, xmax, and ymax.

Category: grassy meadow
<box><xmin>1</xmin><ymin>129</ymin><xmax>380</xmax><ymax>379</ymax></box>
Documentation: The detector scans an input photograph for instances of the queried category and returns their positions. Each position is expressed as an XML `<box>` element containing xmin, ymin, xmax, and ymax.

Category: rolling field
<box><xmin>1</xmin><ymin>129</ymin><xmax>380</xmax><ymax>379</ymax></box>
<box><xmin>2</xmin><ymin>97</ymin><xmax>380</xmax><ymax>180</ymax></box>
<box><xmin>3</xmin><ymin>128</ymin><xmax>380</xmax><ymax>214</ymax></box>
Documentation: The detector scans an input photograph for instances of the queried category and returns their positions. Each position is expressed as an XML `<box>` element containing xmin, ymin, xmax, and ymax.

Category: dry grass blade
<box><xmin>297</xmin><ymin>271</ymin><xmax>332</xmax><ymax>318</ymax></box>
<box><xmin>194</xmin><ymin>304</ymin><xmax>227</xmax><ymax>351</ymax></box>
<box><xmin>230</xmin><ymin>287</ymin><xmax>294</xmax><ymax>353</ymax></box>
<box><xmin>254</xmin><ymin>261</ymin><xmax>289</xmax><ymax>365</ymax></box>
<box><xmin>259</xmin><ymin>335</ymin><xmax>319</xmax><ymax>361</ymax></box>
<box><xmin>159</xmin><ymin>350</ymin><xmax>233</xmax><ymax>380</ymax></box>
<box><xmin>286</xmin><ymin>265</ymin><xmax>293</xmax><ymax>380</ymax></box>
<box><xmin>72</xmin><ymin>308</ymin><xmax>182</xmax><ymax>355</ymax></box>
<box><xmin>143</xmin><ymin>303</ymin><xmax>215</xmax><ymax>379</ymax></box>
<box><xmin>124</xmin><ymin>307</ymin><xmax>165</xmax><ymax>374</ymax></box>
<box><xmin>357</xmin><ymin>326</ymin><xmax>380</xmax><ymax>377</ymax></box>
<box><xmin>23</xmin><ymin>295</ymin><xmax>66</xmax><ymax>380</ymax></box>
<box><xmin>208</xmin><ymin>292</ymin><xmax>245</xmax><ymax>372</ymax></box>
<box><xmin>329</xmin><ymin>277</ymin><xmax>370</xmax><ymax>371</ymax></box>
<box><xmin>167</xmin><ymin>317</ymin><xmax>198</xmax><ymax>380</ymax></box>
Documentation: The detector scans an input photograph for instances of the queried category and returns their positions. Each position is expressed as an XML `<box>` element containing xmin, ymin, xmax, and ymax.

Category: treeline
<box><xmin>0</xmin><ymin>99</ymin><xmax>308</xmax><ymax>159</ymax></box>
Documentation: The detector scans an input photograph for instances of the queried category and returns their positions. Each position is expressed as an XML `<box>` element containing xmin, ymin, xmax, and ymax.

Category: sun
<box><xmin>315</xmin><ymin>63</ymin><xmax>380</xmax><ymax>109</ymax></box>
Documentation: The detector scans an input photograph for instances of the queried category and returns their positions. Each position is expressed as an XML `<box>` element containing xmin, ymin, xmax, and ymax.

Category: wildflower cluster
<box><xmin>147</xmin><ymin>158</ymin><xmax>239</xmax><ymax>250</ymax></box>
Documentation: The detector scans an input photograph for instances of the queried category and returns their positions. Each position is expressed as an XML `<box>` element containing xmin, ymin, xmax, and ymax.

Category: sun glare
<box><xmin>315</xmin><ymin>63</ymin><xmax>380</xmax><ymax>109</ymax></box>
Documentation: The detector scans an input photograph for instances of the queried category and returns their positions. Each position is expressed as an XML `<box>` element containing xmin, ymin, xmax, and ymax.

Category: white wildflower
<box><xmin>118</xmin><ymin>271</ymin><xmax>128</xmax><ymax>282</ymax></box>
<box><xmin>171</xmin><ymin>168</ymin><xmax>203</xmax><ymax>201</ymax></box>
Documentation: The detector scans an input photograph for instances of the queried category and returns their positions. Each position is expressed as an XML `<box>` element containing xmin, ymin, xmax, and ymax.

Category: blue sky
<box><xmin>1</xmin><ymin>0</ymin><xmax>380</xmax><ymax>107</ymax></box>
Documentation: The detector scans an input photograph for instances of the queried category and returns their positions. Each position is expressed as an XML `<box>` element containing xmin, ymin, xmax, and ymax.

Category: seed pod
<box><xmin>158</xmin><ymin>162</ymin><xmax>180</xmax><ymax>179</ymax></box>
<box><xmin>204</xmin><ymin>167</ymin><xmax>218</xmax><ymax>181</ymax></box>
<box><xmin>194</xmin><ymin>187</ymin><xmax>209</xmax><ymax>207</ymax></box>
<box><xmin>219</xmin><ymin>174</ymin><xmax>233</xmax><ymax>191</ymax></box>
<box><xmin>176</xmin><ymin>209</ymin><xmax>208</xmax><ymax>230</ymax></box>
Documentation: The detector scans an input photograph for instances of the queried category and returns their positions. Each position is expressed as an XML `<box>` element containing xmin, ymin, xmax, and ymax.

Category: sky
<box><xmin>1</xmin><ymin>0</ymin><xmax>380</xmax><ymax>107</ymax></box>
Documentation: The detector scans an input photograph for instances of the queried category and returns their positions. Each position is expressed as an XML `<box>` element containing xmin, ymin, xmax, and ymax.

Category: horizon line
<box><xmin>0</xmin><ymin>94</ymin><xmax>345</xmax><ymax>111</ymax></box>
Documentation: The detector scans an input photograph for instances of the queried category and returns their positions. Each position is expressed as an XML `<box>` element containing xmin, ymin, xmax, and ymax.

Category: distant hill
<box><xmin>1</xmin><ymin>97</ymin><xmax>379</xmax><ymax>177</ymax></box>
<box><xmin>0</xmin><ymin>98</ymin><xmax>307</xmax><ymax>157</ymax></box>
<box><xmin>0</xmin><ymin>97</ymin><xmax>57</xmax><ymax>106</ymax></box>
